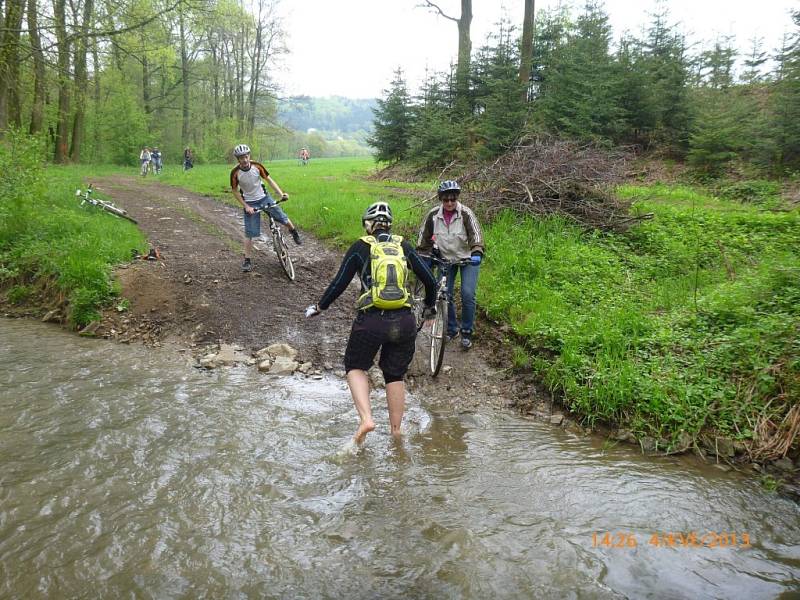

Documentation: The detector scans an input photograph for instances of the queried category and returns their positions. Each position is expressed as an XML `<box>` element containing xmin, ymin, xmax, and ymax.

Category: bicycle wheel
<box><xmin>101</xmin><ymin>203</ymin><xmax>138</xmax><ymax>224</ymax></box>
<box><xmin>429</xmin><ymin>296</ymin><xmax>448</xmax><ymax>377</ymax></box>
<box><xmin>273</xmin><ymin>229</ymin><xmax>295</xmax><ymax>281</ymax></box>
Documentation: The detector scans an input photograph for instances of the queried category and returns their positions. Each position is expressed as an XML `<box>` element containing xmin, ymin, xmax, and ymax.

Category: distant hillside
<box><xmin>278</xmin><ymin>96</ymin><xmax>376</xmax><ymax>134</ymax></box>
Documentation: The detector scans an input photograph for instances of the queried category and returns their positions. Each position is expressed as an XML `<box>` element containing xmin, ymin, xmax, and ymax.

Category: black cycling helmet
<box><xmin>362</xmin><ymin>202</ymin><xmax>393</xmax><ymax>230</ymax></box>
<box><xmin>438</xmin><ymin>180</ymin><xmax>461</xmax><ymax>195</ymax></box>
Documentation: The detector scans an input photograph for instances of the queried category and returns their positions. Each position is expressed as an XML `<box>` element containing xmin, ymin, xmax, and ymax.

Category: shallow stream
<box><xmin>1</xmin><ymin>319</ymin><xmax>798</xmax><ymax>598</ymax></box>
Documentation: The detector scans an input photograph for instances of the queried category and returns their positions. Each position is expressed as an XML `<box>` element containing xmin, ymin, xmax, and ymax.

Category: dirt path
<box><xmin>89</xmin><ymin>176</ymin><xmax>537</xmax><ymax>411</ymax></box>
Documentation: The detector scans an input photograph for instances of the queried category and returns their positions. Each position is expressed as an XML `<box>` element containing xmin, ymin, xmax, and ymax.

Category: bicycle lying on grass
<box><xmin>251</xmin><ymin>197</ymin><xmax>295</xmax><ymax>281</ymax></box>
<box><xmin>412</xmin><ymin>251</ymin><xmax>473</xmax><ymax>377</ymax></box>
<box><xmin>76</xmin><ymin>184</ymin><xmax>138</xmax><ymax>224</ymax></box>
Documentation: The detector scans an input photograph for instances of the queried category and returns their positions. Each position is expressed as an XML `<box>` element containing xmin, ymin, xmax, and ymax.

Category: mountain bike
<box><xmin>411</xmin><ymin>252</ymin><xmax>472</xmax><ymax>377</ymax></box>
<box><xmin>76</xmin><ymin>184</ymin><xmax>138</xmax><ymax>224</ymax></box>
<box><xmin>252</xmin><ymin>197</ymin><xmax>295</xmax><ymax>281</ymax></box>
<box><xmin>140</xmin><ymin>160</ymin><xmax>150</xmax><ymax>177</ymax></box>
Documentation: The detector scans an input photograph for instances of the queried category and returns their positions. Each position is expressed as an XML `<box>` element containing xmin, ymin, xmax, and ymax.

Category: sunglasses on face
<box><xmin>441</xmin><ymin>196</ymin><xmax>458</xmax><ymax>203</ymax></box>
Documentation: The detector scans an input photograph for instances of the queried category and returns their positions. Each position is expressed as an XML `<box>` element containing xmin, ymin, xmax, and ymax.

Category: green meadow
<box><xmin>0</xmin><ymin>141</ymin><xmax>147</xmax><ymax>326</ymax></box>
<box><xmin>157</xmin><ymin>157</ymin><xmax>431</xmax><ymax>245</ymax></box>
<box><xmin>2</xmin><ymin>151</ymin><xmax>798</xmax><ymax>450</ymax></box>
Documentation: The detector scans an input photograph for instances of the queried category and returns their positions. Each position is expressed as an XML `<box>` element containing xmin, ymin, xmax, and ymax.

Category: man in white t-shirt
<box><xmin>230</xmin><ymin>144</ymin><xmax>302</xmax><ymax>272</ymax></box>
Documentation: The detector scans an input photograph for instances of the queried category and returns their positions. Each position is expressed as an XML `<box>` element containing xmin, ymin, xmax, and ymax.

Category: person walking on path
<box><xmin>151</xmin><ymin>147</ymin><xmax>163</xmax><ymax>174</ymax></box>
<box><xmin>230</xmin><ymin>143</ymin><xmax>302</xmax><ymax>273</ymax></box>
<box><xmin>183</xmin><ymin>147</ymin><xmax>194</xmax><ymax>171</ymax></box>
<box><xmin>416</xmin><ymin>180</ymin><xmax>485</xmax><ymax>350</ymax></box>
<box><xmin>305</xmin><ymin>202</ymin><xmax>437</xmax><ymax>445</ymax></box>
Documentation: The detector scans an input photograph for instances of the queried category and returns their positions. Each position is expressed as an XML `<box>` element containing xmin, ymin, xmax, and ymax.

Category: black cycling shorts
<box><xmin>343</xmin><ymin>309</ymin><xmax>417</xmax><ymax>384</ymax></box>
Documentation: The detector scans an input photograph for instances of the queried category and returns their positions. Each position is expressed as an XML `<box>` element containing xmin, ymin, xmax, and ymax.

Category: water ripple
<box><xmin>1</xmin><ymin>319</ymin><xmax>798</xmax><ymax>598</ymax></box>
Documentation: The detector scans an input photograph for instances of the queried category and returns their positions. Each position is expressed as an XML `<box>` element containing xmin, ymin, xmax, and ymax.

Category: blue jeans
<box><xmin>244</xmin><ymin>195</ymin><xmax>289</xmax><ymax>238</ymax></box>
<box><xmin>445</xmin><ymin>263</ymin><xmax>480</xmax><ymax>337</ymax></box>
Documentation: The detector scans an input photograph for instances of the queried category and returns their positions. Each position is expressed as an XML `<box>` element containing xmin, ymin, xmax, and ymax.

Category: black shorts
<box><xmin>344</xmin><ymin>309</ymin><xmax>417</xmax><ymax>384</ymax></box>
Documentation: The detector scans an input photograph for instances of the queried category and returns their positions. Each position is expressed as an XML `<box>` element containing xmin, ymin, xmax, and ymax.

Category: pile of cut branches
<box><xmin>457</xmin><ymin>136</ymin><xmax>649</xmax><ymax>231</ymax></box>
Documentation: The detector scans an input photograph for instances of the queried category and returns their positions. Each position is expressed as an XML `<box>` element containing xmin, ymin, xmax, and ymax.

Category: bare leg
<box><xmin>284</xmin><ymin>219</ymin><xmax>297</xmax><ymax>233</ymax></box>
<box><xmin>244</xmin><ymin>237</ymin><xmax>253</xmax><ymax>260</ymax></box>
<box><xmin>347</xmin><ymin>369</ymin><xmax>375</xmax><ymax>444</ymax></box>
<box><xmin>386</xmin><ymin>381</ymin><xmax>405</xmax><ymax>437</ymax></box>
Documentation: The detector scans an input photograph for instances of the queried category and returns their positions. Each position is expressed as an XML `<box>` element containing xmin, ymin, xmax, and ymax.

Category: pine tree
<box><xmin>698</xmin><ymin>38</ymin><xmax>737</xmax><ymax>90</ymax></box>
<box><xmin>367</xmin><ymin>69</ymin><xmax>413</xmax><ymax>163</ymax></box>
<box><xmin>769</xmin><ymin>12</ymin><xmax>800</xmax><ymax>169</ymax></box>
<box><xmin>740</xmin><ymin>37</ymin><xmax>769</xmax><ymax>85</ymax></box>
<box><xmin>638</xmin><ymin>4</ymin><xmax>693</xmax><ymax>154</ymax></box>
<box><xmin>534</xmin><ymin>2</ymin><xmax>624</xmax><ymax>143</ymax></box>
<box><xmin>471</xmin><ymin>19</ymin><xmax>527</xmax><ymax>157</ymax></box>
<box><xmin>407</xmin><ymin>74</ymin><xmax>464</xmax><ymax>169</ymax></box>
<box><xmin>686</xmin><ymin>88</ymin><xmax>741</xmax><ymax>177</ymax></box>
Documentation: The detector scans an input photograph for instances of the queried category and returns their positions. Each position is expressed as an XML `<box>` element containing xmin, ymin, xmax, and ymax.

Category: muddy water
<box><xmin>1</xmin><ymin>319</ymin><xmax>798</xmax><ymax>598</ymax></box>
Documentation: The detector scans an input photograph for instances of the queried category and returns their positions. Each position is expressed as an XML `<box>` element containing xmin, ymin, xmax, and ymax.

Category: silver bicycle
<box><xmin>252</xmin><ymin>198</ymin><xmax>295</xmax><ymax>281</ymax></box>
<box><xmin>412</xmin><ymin>253</ymin><xmax>472</xmax><ymax>377</ymax></box>
<box><xmin>76</xmin><ymin>184</ymin><xmax>138</xmax><ymax>224</ymax></box>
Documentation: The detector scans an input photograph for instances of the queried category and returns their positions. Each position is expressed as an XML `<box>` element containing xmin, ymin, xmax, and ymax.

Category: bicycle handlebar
<box><xmin>251</xmin><ymin>196</ymin><xmax>288</xmax><ymax>211</ymax></box>
<box><xmin>426</xmin><ymin>254</ymin><xmax>474</xmax><ymax>268</ymax></box>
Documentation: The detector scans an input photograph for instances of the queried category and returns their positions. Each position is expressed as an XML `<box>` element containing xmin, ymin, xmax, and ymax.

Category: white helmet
<box><xmin>362</xmin><ymin>201</ymin><xmax>392</xmax><ymax>226</ymax></box>
<box><xmin>233</xmin><ymin>144</ymin><xmax>251</xmax><ymax>157</ymax></box>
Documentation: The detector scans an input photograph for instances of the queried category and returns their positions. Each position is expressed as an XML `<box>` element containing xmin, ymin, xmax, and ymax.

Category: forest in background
<box><xmin>0</xmin><ymin>0</ymin><xmax>798</xmax><ymax>172</ymax></box>
<box><xmin>275</xmin><ymin>96</ymin><xmax>375</xmax><ymax>158</ymax></box>
<box><xmin>0</xmin><ymin>0</ymin><xmax>379</xmax><ymax>164</ymax></box>
<box><xmin>370</xmin><ymin>2</ymin><xmax>800</xmax><ymax>180</ymax></box>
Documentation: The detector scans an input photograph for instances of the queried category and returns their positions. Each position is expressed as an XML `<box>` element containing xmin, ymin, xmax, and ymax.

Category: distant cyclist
<box><xmin>417</xmin><ymin>180</ymin><xmax>485</xmax><ymax>350</ymax></box>
<box><xmin>139</xmin><ymin>147</ymin><xmax>151</xmax><ymax>176</ymax></box>
<box><xmin>151</xmin><ymin>147</ymin><xmax>162</xmax><ymax>174</ymax></box>
<box><xmin>299</xmin><ymin>147</ymin><xmax>310</xmax><ymax>166</ymax></box>
<box><xmin>183</xmin><ymin>147</ymin><xmax>193</xmax><ymax>171</ymax></box>
<box><xmin>304</xmin><ymin>202</ymin><xmax>436</xmax><ymax>445</ymax></box>
<box><xmin>230</xmin><ymin>143</ymin><xmax>302</xmax><ymax>273</ymax></box>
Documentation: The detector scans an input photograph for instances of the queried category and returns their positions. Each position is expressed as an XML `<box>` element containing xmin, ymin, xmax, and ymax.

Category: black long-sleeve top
<box><xmin>318</xmin><ymin>231</ymin><xmax>437</xmax><ymax>310</ymax></box>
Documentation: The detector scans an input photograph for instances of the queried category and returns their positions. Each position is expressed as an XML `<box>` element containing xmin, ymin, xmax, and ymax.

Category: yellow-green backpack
<box><xmin>357</xmin><ymin>235</ymin><xmax>411</xmax><ymax>310</ymax></box>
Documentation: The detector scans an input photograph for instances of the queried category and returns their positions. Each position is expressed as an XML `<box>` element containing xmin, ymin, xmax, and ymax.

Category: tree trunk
<box><xmin>70</xmin><ymin>0</ymin><xmax>94</xmax><ymax>162</ymax></box>
<box><xmin>178</xmin><ymin>4</ymin><xmax>190</xmax><ymax>146</ymax></box>
<box><xmin>237</xmin><ymin>26</ymin><xmax>245</xmax><ymax>134</ymax></box>
<box><xmin>246</xmin><ymin>25</ymin><xmax>261</xmax><ymax>138</ymax></box>
<box><xmin>141</xmin><ymin>31</ymin><xmax>151</xmax><ymax>114</ymax></box>
<box><xmin>518</xmin><ymin>0</ymin><xmax>535</xmax><ymax>100</ymax></box>
<box><xmin>27</xmin><ymin>0</ymin><xmax>45</xmax><ymax>134</ymax></box>
<box><xmin>0</xmin><ymin>0</ymin><xmax>25</xmax><ymax>131</ymax></box>
<box><xmin>92</xmin><ymin>37</ymin><xmax>100</xmax><ymax>154</ymax></box>
<box><xmin>454</xmin><ymin>0</ymin><xmax>472</xmax><ymax>115</ymax></box>
<box><xmin>422</xmin><ymin>0</ymin><xmax>472</xmax><ymax>115</ymax></box>
<box><xmin>210</xmin><ymin>36</ymin><xmax>221</xmax><ymax>119</ymax></box>
<box><xmin>53</xmin><ymin>0</ymin><xmax>71</xmax><ymax>163</ymax></box>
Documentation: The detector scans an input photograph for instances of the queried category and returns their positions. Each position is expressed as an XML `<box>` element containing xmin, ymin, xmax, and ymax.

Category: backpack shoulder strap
<box><xmin>358</xmin><ymin>236</ymin><xmax>376</xmax><ymax>284</ymax></box>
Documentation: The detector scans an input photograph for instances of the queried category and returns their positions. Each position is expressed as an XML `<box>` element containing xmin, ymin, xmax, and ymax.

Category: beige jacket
<box><xmin>416</xmin><ymin>202</ymin><xmax>485</xmax><ymax>261</ymax></box>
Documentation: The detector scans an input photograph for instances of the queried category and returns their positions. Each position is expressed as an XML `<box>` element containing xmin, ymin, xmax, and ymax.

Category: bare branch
<box><xmin>419</xmin><ymin>0</ymin><xmax>458</xmax><ymax>23</ymax></box>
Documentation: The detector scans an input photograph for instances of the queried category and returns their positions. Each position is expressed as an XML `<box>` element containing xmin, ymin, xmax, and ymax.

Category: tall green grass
<box><xmin>0</xmin><ymin>143</ymin><xmax>145</xmax><ymax>326</ymax></box>
<box><xmin>156</xmin><ymin>157</ymin><xmax>432</xmax><ymax>246</ymax></box>
<box><xmin>482</xmin><ymin>185</ymin><xmax>800</xmax><ymax>445</ymax></box>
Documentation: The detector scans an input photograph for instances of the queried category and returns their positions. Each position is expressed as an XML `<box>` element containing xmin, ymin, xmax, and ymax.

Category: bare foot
<box><xmin>354</xmin><ymin>419</ymin><xmax>376</xmax><ymax>445</ymax></box>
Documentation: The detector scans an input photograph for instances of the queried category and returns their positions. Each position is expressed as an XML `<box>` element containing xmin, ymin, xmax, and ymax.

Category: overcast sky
<box><xmin>274</xmin><ymin>0</ymin><xmax>798</xmax><ymax>99</ymax></box>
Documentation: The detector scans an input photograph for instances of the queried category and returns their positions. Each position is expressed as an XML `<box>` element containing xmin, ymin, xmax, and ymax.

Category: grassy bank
<box><xmin>3</xmin><ymin>151</ymin><xmax>798</xmax><ymax>455</ymax></box>
<box><xmin>482</xmin><ymin>187</ymin><xmax>799</xmax><ymax>452</ymax></box>
<box><xmin>157</xmin><ymin>158</ymin><xmax>431</xmax><ymax>244</ymax></box>
<box><xmin>0</xmin><ymin>145</ymin><xmax>146</xmax><ymax>326</ymax></box>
